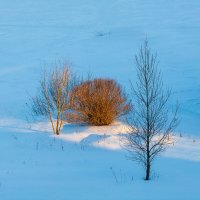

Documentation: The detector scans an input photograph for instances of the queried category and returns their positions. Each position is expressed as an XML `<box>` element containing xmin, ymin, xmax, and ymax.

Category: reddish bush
<box><xmin>67</xmin><ymin>78</ymin><xmax>131</xmax><ymax>126</ymax></box>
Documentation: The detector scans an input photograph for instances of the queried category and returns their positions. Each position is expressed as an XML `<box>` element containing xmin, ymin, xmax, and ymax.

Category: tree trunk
<box><xmin>55</xmin><ymin>122</ymin><xmax>60</xmax><ymax>135</ymax></box>
<box><xmin>145</xmin><ymin>163</ymin><xmax>150</xmax><ymax>180</ymax></box>
<box><xmin>145</xmin><ymin>143</ymin><xmax>151</xmax><ymax>180</ymax></box>
<box><xmin>56</xmin><ymin>123</ymin><xmax>60</xmax><ymax>135</ymax></box>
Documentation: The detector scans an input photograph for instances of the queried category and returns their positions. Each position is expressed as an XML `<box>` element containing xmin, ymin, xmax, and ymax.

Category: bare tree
<box><xmin>30</xmin><ymin>62</ymin><xmax>76</xmax><ymax>135</ymax></box>
<box><xmin>124</xmin><ymin>40</ymin><xmax>179</xmax><ymax>180</ymax></box>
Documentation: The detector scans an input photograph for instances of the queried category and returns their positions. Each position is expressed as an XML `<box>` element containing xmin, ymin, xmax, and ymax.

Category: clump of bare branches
<box><xmin>67</xmin><ymin>78</ymin><xmax>131</xmax><ymax>126</ymax></box>
<box><xmin>30</xmin><ymin>62</ymin><xmax>76</xmax><ymax>135</ymax></box>
<box><xmin>124</xmin><ymin>40</ymin><xmax>179</xmax><ymax>181</ymax></box>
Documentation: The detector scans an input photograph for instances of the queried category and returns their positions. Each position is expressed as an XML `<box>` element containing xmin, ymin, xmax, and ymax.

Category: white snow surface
<box><xmin>0</xmin><ymin>0</ymin><xmax>200</xmax><ymax>199</ymax></box>
<box><xmin>0</xmin><ymin>120</ymin><xmax>200</xmax><ymax>200</ymax></box>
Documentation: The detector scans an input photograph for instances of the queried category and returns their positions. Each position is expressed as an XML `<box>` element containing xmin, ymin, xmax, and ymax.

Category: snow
<box><xmin>0</xmin><ymin>0</ymin><xmax>200</xmax><ymax>199</ymax></box>
<box><xmin>1</xmin><ymin>122</ymin><xmax>200</xmax><ymax>200</ymax></box>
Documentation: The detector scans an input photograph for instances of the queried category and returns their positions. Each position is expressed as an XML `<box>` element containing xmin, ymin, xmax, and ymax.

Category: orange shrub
<box><xmin>67</xmin><ymin>78</ymin><xmax>131</xmax><ymax>126</ymax></box>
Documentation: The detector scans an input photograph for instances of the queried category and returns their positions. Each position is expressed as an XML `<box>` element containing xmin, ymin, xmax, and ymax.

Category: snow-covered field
<box><xmin>0</xmin><ymin>0</ymin><xmax>200</xmax><ymax>199</ymax></box>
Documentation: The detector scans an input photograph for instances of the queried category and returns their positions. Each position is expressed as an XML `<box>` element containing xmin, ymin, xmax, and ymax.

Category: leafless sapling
<box><xmin>124</xmin><ymin>40</ymin><xmax>179</xmax><ymax>180</ymax></box>
<box><xmin>30</xmin><ymin>62</ymin><xmax>76</xmax><ymax>135</ymax></box>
